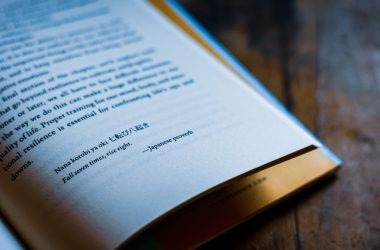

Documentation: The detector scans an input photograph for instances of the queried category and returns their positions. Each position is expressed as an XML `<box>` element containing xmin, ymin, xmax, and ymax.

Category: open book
<box><xmin>0</xmin><ymin>0</ymin><xmax>341</xmax><ymax>249</ymax></box>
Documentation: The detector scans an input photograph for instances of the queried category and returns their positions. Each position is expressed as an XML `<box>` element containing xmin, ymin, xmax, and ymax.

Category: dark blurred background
<box><xmin>179</xmin><ymin>0</ymin><xmax>380</xmax><ymax>249</ymax></box>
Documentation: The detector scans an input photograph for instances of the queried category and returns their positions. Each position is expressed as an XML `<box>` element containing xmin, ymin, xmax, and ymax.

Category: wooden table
<box><xmin>179</xmin><ymin>0</ymin><xmax>380</xmax><ymax>249</ymax></box>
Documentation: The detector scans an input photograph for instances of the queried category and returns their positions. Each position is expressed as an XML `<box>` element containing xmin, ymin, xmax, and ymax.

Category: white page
<box><xmin>0</xmin><ymin>217</ymin><xmax>23</xmax><ymax>250</ymax></box>
<box><xmin>0</xmin><ymin>0</ymin><xmax>315</xmax><ymax>249</ymax></box>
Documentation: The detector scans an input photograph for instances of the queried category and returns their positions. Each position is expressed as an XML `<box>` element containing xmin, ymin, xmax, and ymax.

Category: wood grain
<box><xmin>179</xmin><ymin>0</ymin><xmax>380</xmax><ymax>249</ymax></box>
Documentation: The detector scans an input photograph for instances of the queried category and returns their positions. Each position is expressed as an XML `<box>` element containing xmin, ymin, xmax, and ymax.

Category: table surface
<box><xmin>179</xmin><ymin>0</ymin><xmax>380</xmax><ymax>249</ymax></box>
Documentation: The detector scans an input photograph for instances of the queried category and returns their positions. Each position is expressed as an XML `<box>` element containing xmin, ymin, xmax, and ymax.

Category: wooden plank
<box><xmin>297</xmin><ymin>0</ymin><xmax>380</xmax><ymax>249</ymax></box>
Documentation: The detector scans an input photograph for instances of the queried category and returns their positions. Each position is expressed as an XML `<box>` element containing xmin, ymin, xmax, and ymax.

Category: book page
<box><xmin>0</xmin><ymin>0</ymin><xmax>315</xmax><ymax>248</ymax></box>
<box><xmin>0</xmin><ymin>216</ymin><xmax>23</xmax><ymax>250</ymax></box>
